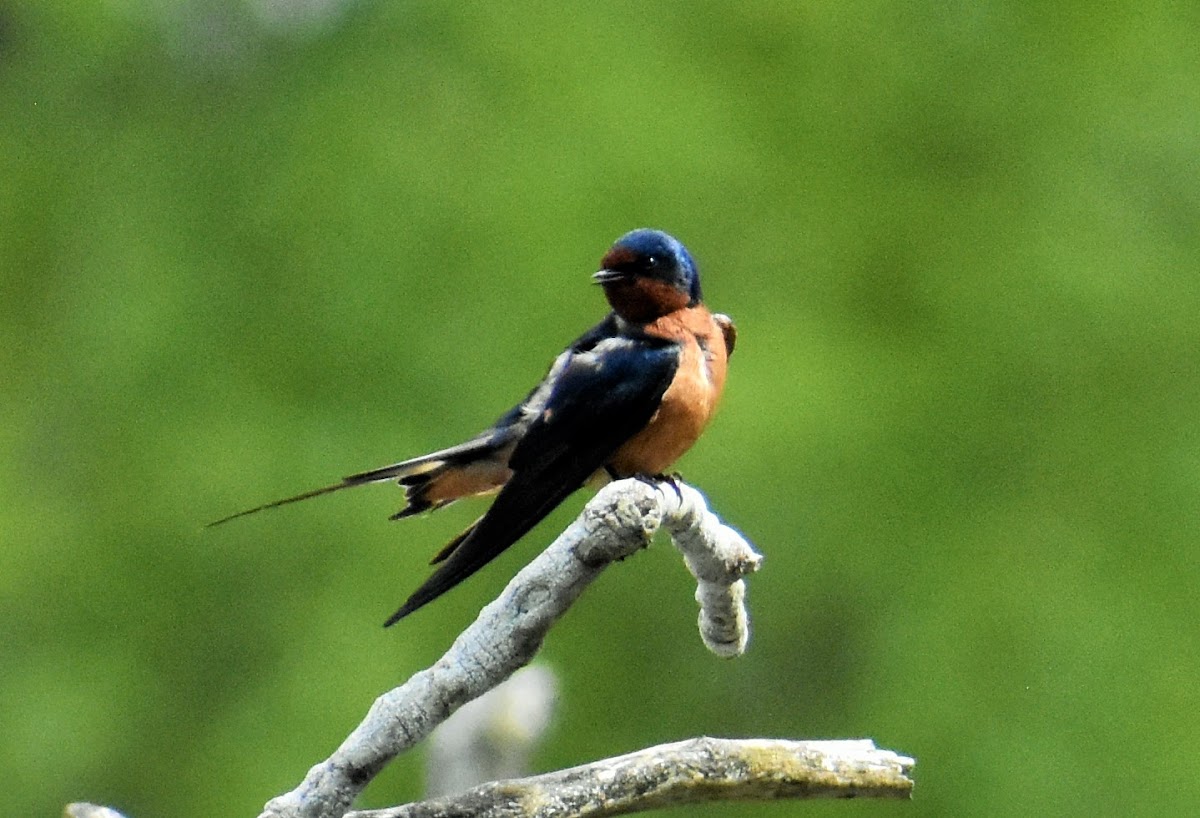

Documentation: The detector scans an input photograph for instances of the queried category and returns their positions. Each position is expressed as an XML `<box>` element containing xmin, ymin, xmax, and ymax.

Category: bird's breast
<box><xmin>606</xmin><ymin>308</ymin><xmax>728</xmax><ymax>477</ymax></box>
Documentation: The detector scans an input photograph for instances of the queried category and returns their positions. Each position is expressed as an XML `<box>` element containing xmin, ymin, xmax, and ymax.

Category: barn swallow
<box><xmin>210</xmin><ymin>228</ymin><xmax>736</xmax><ymax>625</ymax></box>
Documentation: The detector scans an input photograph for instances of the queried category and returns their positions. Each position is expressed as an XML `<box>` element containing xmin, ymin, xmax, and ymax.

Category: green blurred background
<box><xmin>4</xmin><ymin>1</ymin><xmax>1198</xmax><ymax>815</ymax></box>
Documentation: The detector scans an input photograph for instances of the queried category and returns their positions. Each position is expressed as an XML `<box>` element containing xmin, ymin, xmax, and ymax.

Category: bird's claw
<box><xmin>633</xmin><ymin>472</ymin><xmax>684</xmax><ymax>500</ymax></box>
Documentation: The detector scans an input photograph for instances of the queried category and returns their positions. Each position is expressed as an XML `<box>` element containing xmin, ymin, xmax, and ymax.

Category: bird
<box><xmin>210</xmin><ymin>228</ymin><xmax>736</xmax><ymax>625</ymax></box>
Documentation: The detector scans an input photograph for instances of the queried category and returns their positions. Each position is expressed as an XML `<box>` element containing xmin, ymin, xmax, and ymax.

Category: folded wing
<box><xmin>384</xmin><ymin>335</ymin><xmax>681</xmax><ymax>624</ymax></box>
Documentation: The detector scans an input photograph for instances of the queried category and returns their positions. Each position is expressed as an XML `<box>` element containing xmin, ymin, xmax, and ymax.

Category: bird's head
<box><xmin>593</xmin><ymin>229</ymin><xmax>702</xmax><ymax>323</ymax></box>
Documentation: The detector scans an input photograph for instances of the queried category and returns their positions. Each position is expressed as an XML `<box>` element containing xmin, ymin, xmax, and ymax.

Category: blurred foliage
<box><xmin>2</xmin><ymin>1</ymin><xmax>1198</xmax><ymax>815</ymax></box>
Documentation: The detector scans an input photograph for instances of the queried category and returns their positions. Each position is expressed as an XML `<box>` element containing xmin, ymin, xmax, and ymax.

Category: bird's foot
<box><xmin>633</xmin><ymin>472</ymin><xmax>684</xmax><ymax>500</ymax></box>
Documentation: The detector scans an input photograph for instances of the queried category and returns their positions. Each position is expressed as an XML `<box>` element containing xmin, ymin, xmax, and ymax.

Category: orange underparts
<box><xmin>608</xmin><ymin>306</ymin><xmax>729</xmax><ymax>476</ymax></box>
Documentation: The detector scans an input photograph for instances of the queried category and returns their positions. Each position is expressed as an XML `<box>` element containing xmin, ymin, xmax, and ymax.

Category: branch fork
<box><xmin>259</xmin><ymin>478</ymin><xmax>762</xmax><ymax>818</ymax></box>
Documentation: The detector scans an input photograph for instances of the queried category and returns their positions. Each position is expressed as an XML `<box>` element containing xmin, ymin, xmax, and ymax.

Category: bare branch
<box><xmin>67</xmin><ymin>482</ymin><xmax>917</xmax><ymax>818</ymax></box>
<box><xmin>661</xmin><ymin>481</ymin><xmax>760</xmax><ymax>656</ymax></box>
<box><xmin>348</xmin><ymin>738</ymin><xmax>915</xmax><ymax>818</ymax></box>
<box><xmin>259</xmin><ymin>479</ymin><xmax>762</xmax><ymax>818</ymax></box>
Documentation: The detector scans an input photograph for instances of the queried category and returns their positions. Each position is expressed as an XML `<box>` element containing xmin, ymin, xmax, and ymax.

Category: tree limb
<box><xmin>67</xmin><ymin>480</ymin><xmax>917</xmax><ymax>818</ymax></box>
<box><xmin>349</xmin><ymin>738</ymin><xmax>915</xmax><ymax>818</ymax></box>
<box><xmin>259</xmin><ymin>479</ymin><xmax>762</xmax><ymax>818</ymax></box>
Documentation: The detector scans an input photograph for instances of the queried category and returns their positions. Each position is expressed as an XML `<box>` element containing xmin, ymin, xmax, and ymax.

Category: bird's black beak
<box><xmin>592</xmin><ymin>268</ymin><xmax>628</xmax><ymax>284</ymax></box>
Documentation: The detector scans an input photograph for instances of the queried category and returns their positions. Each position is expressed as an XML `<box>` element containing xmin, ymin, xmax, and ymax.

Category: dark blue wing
<box><xmin>385</xmin><ymin>334</ymin><xmax>680</xmax><ymax>623</ymax></box>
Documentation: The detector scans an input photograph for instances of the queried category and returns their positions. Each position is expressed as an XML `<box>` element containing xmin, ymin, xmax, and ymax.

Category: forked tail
<box><xmin>207</xmin><ymin>432</ymin><xmax>514</xmax><ymax>527</ymax></box>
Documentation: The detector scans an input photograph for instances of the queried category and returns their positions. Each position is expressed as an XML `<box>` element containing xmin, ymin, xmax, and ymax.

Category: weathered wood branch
<box><xmin>65</xmin><ymin>734</ymin><xmax>914</xmax><ymax>818</ymax></box>
<box><xmin>65</xmin><ymin>479</ymin><xmax>918</xmax><ymax>818</ymax></box>
<box><xmin>259</xmin><ymin>479</ymin><xmax>762</xmax><ymax>818</ymax></box>
<box><xmin>349</xmin><ymin>738</ymin><xmax>915</xmax><ymax>818</ymax></box>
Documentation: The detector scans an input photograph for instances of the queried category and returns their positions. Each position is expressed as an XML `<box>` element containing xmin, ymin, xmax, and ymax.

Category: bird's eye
<box><xmin>646</xmin><ymin>255</ymin><xmax>659</xmax><ymax>268</ymax></box>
